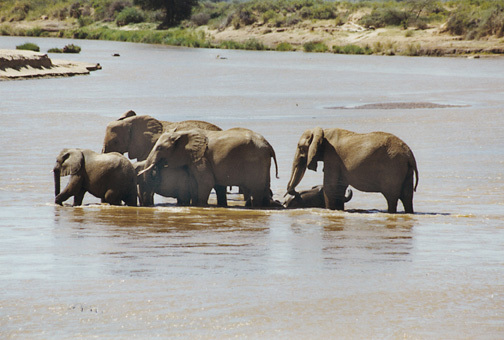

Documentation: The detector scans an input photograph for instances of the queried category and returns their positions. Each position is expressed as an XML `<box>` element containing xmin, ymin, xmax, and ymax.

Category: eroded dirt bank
<box><xmin>0</xmin><ymin>49</ymin><xmax>100</xmax><ymax>80</ymax></box>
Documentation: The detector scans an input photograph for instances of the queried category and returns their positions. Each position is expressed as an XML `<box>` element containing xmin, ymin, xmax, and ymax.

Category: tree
<box><xmin>134</xmin><ymin>0</ymin><xmax>198</xmax><ymax>28</ymax></box>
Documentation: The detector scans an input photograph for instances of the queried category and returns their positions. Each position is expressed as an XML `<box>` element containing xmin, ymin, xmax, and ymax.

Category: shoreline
<box><xmin>2</xmin><ymin>17</ymin><xmax>504</xmax><ymax>58</ymax></box>
<box><xmin>0</xmin><ymin>49</ymin><xmax>101</xmax><ymax>80</ymax></box>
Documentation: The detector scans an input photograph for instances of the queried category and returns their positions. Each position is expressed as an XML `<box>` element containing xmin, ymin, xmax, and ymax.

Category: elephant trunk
<box><xmin>53</xmin><ymin>168</ymin><xmax>61</xmax><ymax>197</ymax></box>
<box><xmin>138</xmin><ymin>151</ymin><xmax>161</xmax><ymax>177</ymax></box>
<box><xmin>286</xmin><ymin>153</ymin><xmax>307</xmax><ymax>195</ymax></box>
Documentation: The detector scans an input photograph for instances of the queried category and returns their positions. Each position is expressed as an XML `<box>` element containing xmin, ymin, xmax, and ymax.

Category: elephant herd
<box><xmin>53</xmin><ymin>110</ymin><xmax>419</xmax><ymax>213</ymax></box>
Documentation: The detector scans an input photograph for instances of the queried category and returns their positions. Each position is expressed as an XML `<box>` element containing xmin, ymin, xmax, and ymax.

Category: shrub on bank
<box><xmin>275</xmin><ymin>42</ymin><xmax>295</xmax><ymax>51</ymax></box>
<box><xmin>332</xmin><ymin>44</ymin><xmax>372</xmax><ymax>55</ymax></box>
<box><xmin>303</xmin><ymin>41</ymin><xmax>329</xmax><ymax>53</ymax></box>
<box><xmin>116</xmin><ymin>7</ymin><xmax>145</xmax><ymax>27</ymax></box>
<box><xmin>47</xmin><ymin>44</ymin><xmax>81</xmax><ymax>53</ymax></box>
<box><xmin>16</xmin><ymin>42</ymin><xmax>40</xmax><ymax>52</ymax></box>
<box><xmin>63</xmin><ymin>44</ymin><xmax>81</xmax><ymax>53</ymax></box>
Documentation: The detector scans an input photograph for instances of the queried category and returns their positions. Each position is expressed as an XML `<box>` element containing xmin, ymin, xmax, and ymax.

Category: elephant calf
<box><xmin>284</xmin><ymin>185</ymin><xmax>352</xmax><ymax>209</ymax></box>
<box><xmin>134</xmin><ymin>161</ymin><xmax>193</xmax><ymax>206</ymax></box>
<box><xmin>53</xmin><ymin>148</ymin><xmax>137</xmax><ymax>206</ymax></box>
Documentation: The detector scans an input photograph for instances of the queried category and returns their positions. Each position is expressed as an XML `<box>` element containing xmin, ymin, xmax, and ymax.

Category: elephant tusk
<box><xmin>137</xmin><ymin>163</ymin><xmax>155</xmax><ymax>177</ymax></box>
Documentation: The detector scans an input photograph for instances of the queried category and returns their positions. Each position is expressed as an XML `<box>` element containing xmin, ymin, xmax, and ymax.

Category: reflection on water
<box><xmin>1</xmin><ymin>36</ymin><xmax>504</xmax><ymax>338</ymax></box>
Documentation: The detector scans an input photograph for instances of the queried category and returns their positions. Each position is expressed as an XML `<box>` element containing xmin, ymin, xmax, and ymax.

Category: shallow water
<box><xmin>1</xmin><ymin>36</ymin><xmax>503</xmax><ymax>338</ymax></box>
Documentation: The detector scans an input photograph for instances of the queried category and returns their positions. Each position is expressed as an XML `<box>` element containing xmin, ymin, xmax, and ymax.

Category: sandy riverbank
<box><xmin>205</xmin><ymin>19</ymin><xmax>504</xmax><ymax>56</ymax></box>
<box><xmin>0</xmin><ymin>49</ymin><xmax>101</xmax><ymax>80</ymax></box>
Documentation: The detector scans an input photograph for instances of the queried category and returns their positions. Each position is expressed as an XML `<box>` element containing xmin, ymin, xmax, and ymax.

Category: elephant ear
<box><xmin>118</xmin><ymin>110</ymin><xmax>136</xmax><ymax>121</ymax></box>
<box><xmin>60</xmin><ymin>149</ymin><xmax>83</xmax><ymax>176</ymax></box>
<box><xmin>307</xmin><ymin>127</ymin><xmax>324</xmax><ymax>171</ymax></box>
<box><xmin>184</xmin><ymin>130</ymin><xmax>208</xmax><ymax>170</ymax></box>
<box><xmin>129</xmin><ymin>115</ymin><xmax>164</xmax><ymax>160</ymax></box>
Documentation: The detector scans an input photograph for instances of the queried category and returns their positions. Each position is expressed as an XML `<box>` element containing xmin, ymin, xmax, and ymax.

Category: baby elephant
<box><xmin>53</xmin><ymin>148</ymin><xmax>137</xmax><ymax>206</ymax></box>
<box><xmin>284</xmin><ymin>185</ymin><xmax>352</xmax><ymax>209</ymax></box>
<box><xmin>134</xmin><ymin>161</ymin><xmax>193</xmax><ymax>206</ymax></box>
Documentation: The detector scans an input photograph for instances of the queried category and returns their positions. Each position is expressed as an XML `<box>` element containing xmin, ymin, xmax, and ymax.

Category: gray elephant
<box><xmin>133</xmin><ymin>160</ymin><xmax>193</xmax><ymax>206</ymax></box>
<box><xmin>284</xmin><ymin>185</ymin><xmax>352</xmax><ymax>209</ymax></box>
<box><xmin>139</xmin><ymin>128</ymin><xmax>279</xmax><ymax>207</ymax></box>
<box><xmin>101</xmin><ymin>110</ymin><xmax>228</xmax><ymax>206</ymax></box>
<box><xmin>286</xmin><ymin>128</ymin><xmax>418</xmax><ymax>213</ymax></box>
<box><xmin>53</xmin><ymin>148</ymin><xmax>137</xmax><ymax>206</ymax></box>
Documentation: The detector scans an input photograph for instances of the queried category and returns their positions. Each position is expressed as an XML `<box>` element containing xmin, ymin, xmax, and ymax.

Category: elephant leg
<box><xmin>323</xmin><ymin>177</ymin><xmax>348</xmax><ymax>210</ymax></box>
<box><xmin>140</xmin><ymin>189</ymin><xmax>155</xmax><ymax>206</ymax></box>
<box><xmin>250</xmin><ymin>190</ymin><xmax>266</xmax><ymax>208</ymax></box>
<box><xmin>177</xmin><ymin>197</ymin><xmax>190</xmax><ymax>206</ymax></box>
<box><xmin>73</xmin><ymin>188</ymin><xmax>86</xmax><ymax>206</ymax></box>
<box><xmin>193</xmin><ymin>183</ymin><xmax>212</xmax><ymax>207</ymax></box>
<box><xmin>385</xmin><ymin>194</ymin><xmax>399</xmax><ymax>214</ymax></box>
<box><xmin>400</xmin><ymin>172</ymin><xmax>415</xmax><ymax>214</ymax></box>
<box><xmin>103</xmin><ymin>190</ymin><xmax>122</xmax><ymax>206</ymax></box>
<box><xmin>214</xmin><ymin>185</ymin><xmax>227</xmax><ymax>207</ymax></box>
<box><xmin>124</xmin><ymin>192</ymin><xmax>137</xmax><ymax>207</ymax></box>
<box><xmin>56</xmin><ymin>177</ymin><xmax>81</xmax><ymax>205</ymax></box>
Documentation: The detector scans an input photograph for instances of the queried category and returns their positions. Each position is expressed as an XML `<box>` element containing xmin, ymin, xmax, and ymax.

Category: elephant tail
<box><xmin>409</xmin><ymin>153</ymin><xmax>419</xmax><ymax>192</ymax></box>
<box><xmin>269</xmin><ymin>142</ymin><xmax>279</xmax><ymax>179</ymax></box>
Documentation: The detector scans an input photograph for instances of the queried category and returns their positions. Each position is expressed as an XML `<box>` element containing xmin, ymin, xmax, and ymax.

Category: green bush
<box><xmin>244</xmin><ymin>38</ymin><xmax>267</xmax><ymax>50</ymax></box>
<box><xmin>275</xmin><ymin>42</ymin><xmax>295</xmax><ymax>51</ymax></box>
<box><xmin>303</xmin><ymin>41</ymin><xmax>329</xmax><ymax>53</ymax></box>
<box><xmin>63</xmin><ymin>44</ymin><xmax>81</xmax><ymax>53</ymax></box>
<box><xmin>116</xmin><ymin>7</ymin><xmax>145</xmax><ymax>26</ymax></box>
<box><xmin>48</xmin><ymin>47</ymin><xmax>63</xmax><ymax>53</ymax></box>
<box><xmin>16</xmin><ymin>42</ymin><xmax>40</xmax><ymax>52</ymax></box>
<box><xmin>332</xmin><ymin>44</ymin><xmax>372</xmax><ymax>55</ymax></box>
<box><xmin>359</xmin><ymin>7</ymin><xmax>409</xmax><ymax>28</ymax></box>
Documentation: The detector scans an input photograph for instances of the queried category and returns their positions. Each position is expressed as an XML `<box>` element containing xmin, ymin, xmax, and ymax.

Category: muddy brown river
<box><xmin>1</xmin><ymin>36</ymin><xmax>503</xmax><ymax>338</ymax></box>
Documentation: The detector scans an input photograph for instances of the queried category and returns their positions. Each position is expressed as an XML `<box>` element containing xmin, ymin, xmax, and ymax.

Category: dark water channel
<box><xmin>1</xmin><ymin>36</ymin><xmax>503</xmax><ymax>338</ymax></box>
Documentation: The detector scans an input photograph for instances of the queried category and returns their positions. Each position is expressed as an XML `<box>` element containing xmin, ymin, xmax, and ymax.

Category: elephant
<box><xmin>138</xmin><ymin>128</ymin><xmax>280</xmax><ymax>208</ymax></box>
<box><xmin>286</xmin><ymin>128</ymin><xmax>418</xmax><ymax>213</ymax></box>
<box><xmin>284</xmin><ymin>185</ymin><xmax>352</xmax><ymax>209</ymax></box>
<box><xmin>133</xmin><ymin>160</ymin><xmax>193</xmax><ymax>206</ymax></box>
<box><xmin>53</xmin><ymin>148</ymin><xmax>137</xmax><ymax>206</ymax></box>
<box><xmin>101</xmin><ymin>110</ymin><xmax>222</xmax><ymax>161</ymax></box>
<box><xmin>101</xmin><ymin>110</ymin><xmax>228</xmax><ymax>205</ymax></box>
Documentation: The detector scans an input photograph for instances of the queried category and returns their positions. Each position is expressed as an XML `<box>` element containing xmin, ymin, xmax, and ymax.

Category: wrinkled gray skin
<box><xmin>134</xmin><ymin>160</ymin><xmax>194</xmax><ymax>206</ymax></box>
<box><xmin>284</xmin><ymin>185</ymin><xmax>352</xmax><ymax>209</ymax></box>
<box><xmin>140</xmin><ymin>128</ymin><xmax>280</xmax><ymax>208</ymax></box>
<box><xmin>101</xmin><ymin>110</ymin><xmax>227</xmax><ymax>206</ymax></box>
<box><xmin>53</xmin><ymin>148</ymin><xmax>137</xmax><ymax>206</ymax></box>
<box><xmin>287</xmin><ymin>128</ymin><xmax>418</xmax><ymax>213</ymax></box>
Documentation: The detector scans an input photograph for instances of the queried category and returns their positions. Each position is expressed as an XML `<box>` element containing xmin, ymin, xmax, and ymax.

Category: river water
<box><xmin>1</xmin><ymin>36</ymin><xmax>503</xmax><ymax>338</ymax></box>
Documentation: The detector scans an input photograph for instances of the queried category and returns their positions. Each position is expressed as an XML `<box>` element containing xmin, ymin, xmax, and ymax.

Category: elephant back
<box><xmin>166</xmin><ymin>120</ymin><xmax>222</xmax><ymax>132</ymax></box>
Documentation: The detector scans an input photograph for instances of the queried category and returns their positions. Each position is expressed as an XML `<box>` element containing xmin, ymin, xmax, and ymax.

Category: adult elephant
<box><xmin>134</xmin><ymin>160</ymin><xmax>194</xmax><ymax>206</ymax></box>
<box><xmin>101</xmin><ymin>110</ymin><xmax>222</xmax><ymax>161</ymax></box>
<box><xmin>286</xmin><ymin>128</ymin><xmax>418</xmax><ymax>213</ymax></box>
<box><xmin>53</xmin><ymin>148</ymin><xmax>137</xmax><ymax>206</ymax></box>
<box><xmin>139</xmin><ymin>128</ymin><xmax>280</xmax><ymax>207</ymax></box>
<box><xmin>101</xmin><ymin>110</ymin><xmax>227</xmax><ymax>205</ymax></box>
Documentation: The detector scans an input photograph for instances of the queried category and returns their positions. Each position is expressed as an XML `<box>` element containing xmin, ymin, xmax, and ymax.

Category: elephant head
<box><xmin>102</xmin><ymin>111</ymin><xmax>164</xmax><ymax>161</ymax></box>
<box><xmin>139</xmin><ymin>130</ymin><xmax>208</xmax><ymax>177</ymax></box>
<box><xmin>286</xmin><ymin>127</ymin><xmax>324</xmax><ymax>195</ymax></box>
<box><xmin>53</xmin><ymin>148</ymin><xmax>83</xmax><ymax>197</ymax></box>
